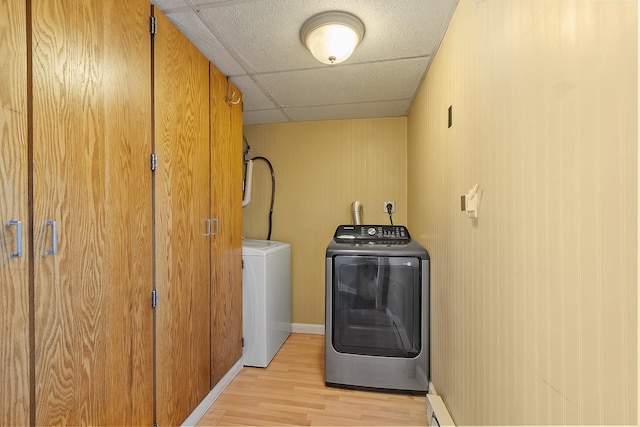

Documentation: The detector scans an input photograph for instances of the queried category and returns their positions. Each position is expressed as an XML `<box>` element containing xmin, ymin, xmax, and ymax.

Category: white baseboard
<box><xmin>428</xmin><ymin>381</ymin><xmax>437</xmax><ymax>396</ymax></box>
<box><xmin>291</xmin><ymin>323</ymin><xmax>325</xmax><ymax>335</ymax></box>
<box><xmin>181</xmin><ymin>358</ymin><xmax>244</xmax><ymax>427</ymax></box>
<box><xmin>425</xmin><ymin>383</ymin><xmax>455</xmax><ymax>426</ymax></box>
<box><xmin>426</xmin><ymin>393</ymin><xmax>455</xmax><ymax>426</ymax></box>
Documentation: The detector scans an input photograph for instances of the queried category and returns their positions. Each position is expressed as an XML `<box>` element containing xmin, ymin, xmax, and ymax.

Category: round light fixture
<box><xmin>300</xmin><ymin>11</ymin><xmax>365</xmax><ymax>65</ymax></box>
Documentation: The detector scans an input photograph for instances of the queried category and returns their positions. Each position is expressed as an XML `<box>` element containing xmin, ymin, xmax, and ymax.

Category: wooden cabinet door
<box><xmin>31</xmin><ymin>0</ymin><xmax>153</xmax><ymax>424</ymax></box>
<box><xmin>0</xmin><ymin>0</ymin><xmax>30</xmax><ymax>424</ymax></box>
<box><xmin>153</xmin><ymin>9</ymin><xmax>211</xmax><ymax>426</ymax></box>
<box><xmin>210</xmin><ymin>65</ymin><xmax>243</xmax><ymax>385</ymax></box>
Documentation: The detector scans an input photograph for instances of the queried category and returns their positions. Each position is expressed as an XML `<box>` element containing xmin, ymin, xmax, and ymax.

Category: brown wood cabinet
<box><xmin>153</xmin><ymin>13</ymin><xmax>245</xmax><ymax>424</ymax></box>
<box><xmin>0</xmin><ymin>0</ymin><xmax>30</xmax><ymax>424</ymax></box>
<box><xmin>1</xmin><ymin>2</ymin><xmax>243</xmax><ymax>425</ymax></box>
<box><xmin>210</xmin><ymin>66</ymin><xmax>244</xmax><ymax>386</ymax></box>
<box><xmin>153</xmin><ymin>8</ymin><xmax>212</xmax><ymax>426</ymax></box>
<box><xmin>30</xmin><ymin>0</ymin><xmax>154</xmax><ymax>424</ymax></box>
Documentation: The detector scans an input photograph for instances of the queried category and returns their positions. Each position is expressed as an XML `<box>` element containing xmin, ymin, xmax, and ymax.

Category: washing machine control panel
<box><xmin>333</xmin><ymin>225</ymin><xmax>411</xmax><ymax>243</ymax></box>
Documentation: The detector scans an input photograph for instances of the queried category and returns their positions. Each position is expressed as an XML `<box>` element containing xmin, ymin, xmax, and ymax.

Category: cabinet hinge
<box><xmin>151</xmin><ymin>153</ymin><xmax>158</xmax><ymax>171</ymax></box>
<box><xmin>150</xmin><ymin>16</ymin><xmax>157</xmax><ymax>35</ymax></box>
<box><xmin>241</xmin><ymin>337</ymin><xmax>244</xmax><ymax>347</ymax></box>
<box><xmin>151</xmin><ymin>289</ymin><xmax>159</xmax><ymax>308</ymax></box>
<box><xmin>241</xmin><ymin>259</ymin><xmax>244</xmax><ymax>269</ymax></box>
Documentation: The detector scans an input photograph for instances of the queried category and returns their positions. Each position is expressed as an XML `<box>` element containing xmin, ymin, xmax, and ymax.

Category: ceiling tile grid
<box><xmin>255</xmin><ymin>58</ymin><xmax>431</xmax><ymax>108</ymax></box>
<box><xmin>150</xmin><ymin>0</ymin><xmax>458</xmax><ymax>125</ymax></box>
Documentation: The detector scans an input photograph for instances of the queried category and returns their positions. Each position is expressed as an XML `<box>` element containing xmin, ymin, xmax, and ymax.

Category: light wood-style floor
<box><xmin>196</xmin><ymin>333</ymin><xmax>428</xmax><ymax>426</ymax></box>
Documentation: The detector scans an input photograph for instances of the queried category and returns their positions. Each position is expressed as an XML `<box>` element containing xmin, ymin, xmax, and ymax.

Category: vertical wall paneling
<box><xmin>153</xmin><ymin>8</ymin><xmax>211</xmax><ymax>426</ymax></box>
<box><xmin>31</xmin><ymin>0</ymin><xmax>154</xmax><ymax>424</ymax></box>
<box><xmin>210</xmin><ymin>66</ymin><xmax>243</xmax><ymax>385</ymax></box>
<box><xmin>0</xmin><ymin>0</ymin><xmax>30</xmax><ymax>424</ymax></box>
<box><xmin>242</xmin><ymin>118</ymin><xmax>407</xmax><ymax>325</ymax></box>
<box><xmin>407</xmin><ymin>0</ymin><xmax>637</xmax><ymax>425</ymax></box>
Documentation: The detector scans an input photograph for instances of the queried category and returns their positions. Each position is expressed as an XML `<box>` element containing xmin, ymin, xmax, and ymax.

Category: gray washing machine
<box><xmin>325</xmin><ymin>225</ymin><xmax>430</xmax><ymax>392</ymax></box>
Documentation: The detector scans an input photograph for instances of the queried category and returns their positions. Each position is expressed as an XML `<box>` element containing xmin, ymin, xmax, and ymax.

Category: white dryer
<box><xmin>242</xmin><ymin>239</ymin><xmax>291</xmax><ymax>367</ymax></box>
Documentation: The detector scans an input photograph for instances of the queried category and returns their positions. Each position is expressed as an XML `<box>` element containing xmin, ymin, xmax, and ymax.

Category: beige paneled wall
<box><xmin>407</xmin><ymin>0</ymin><xmax>637</xmax><ymax>425</ymax></box>
<box><xmin>243</xmin><ymin>118</ymin><xmax>407</xmax><ymax>325</ymax></box>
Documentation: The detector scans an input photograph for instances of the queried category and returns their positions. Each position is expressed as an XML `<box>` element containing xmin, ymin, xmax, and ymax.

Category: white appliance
<box><xmin>242</xmin><ymin>239</ymin><xmax>291</xmax><ymax>367</ymax></box>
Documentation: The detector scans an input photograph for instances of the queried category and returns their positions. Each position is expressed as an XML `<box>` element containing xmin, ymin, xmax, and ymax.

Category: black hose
<box><xmin>251</xmin><ymin>156</ymin><xmax>275</xmax><ymax>240</ymax></box>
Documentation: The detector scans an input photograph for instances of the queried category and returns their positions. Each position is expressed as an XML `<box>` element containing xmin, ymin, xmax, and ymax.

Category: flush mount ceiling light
<box><xmin>300</xmin><ymin>11</ymin><xmax>365</xmax><ymax>65</ymax></box>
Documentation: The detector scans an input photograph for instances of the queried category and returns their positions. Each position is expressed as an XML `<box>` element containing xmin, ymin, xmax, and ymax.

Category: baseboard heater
<box><xmin>426</xmin><ymin>393</ymin><xmax>455</xmax><ymax>426</ymax></box>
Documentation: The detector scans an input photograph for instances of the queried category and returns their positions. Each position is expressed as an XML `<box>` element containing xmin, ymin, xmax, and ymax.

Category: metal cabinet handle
<box><xmin>46</xmin><ymin>220</ymin><xmax>57</xmax><ymax>255</ymax></box>
<box><xmin>8</xmin><ymin>220</ymin><xmax>22</xmax><ymax>258</ymax></box>
<box><xmin>203</xmin><ymin>219</ymin><xmax>211</xmax><ymax>237</ymax></box>
<box><xmin>212</xmin><ymin>218</ymin><xmax>219</xmax><ymax>236</ymax></box>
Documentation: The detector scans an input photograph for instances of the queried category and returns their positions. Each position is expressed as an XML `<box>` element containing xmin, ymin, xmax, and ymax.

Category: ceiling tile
<box><xmin>283</xmin><ymin>99</ymin><xmax>412</xmax><ymax>123</ymax></box>
<box><xmin>243</xmin><ymin>109</ymin><xmax>289</xmax><ymax>126</ymax></box>
<box><xmin>191</xmin><ymin>0</ymin><xmax>230</xmax><ymax>5</ymax></box>
<box><xmin>230</xmin><ymin>75</ymin><xmax>278</xmax><ymax>112</ymax></box>
<box><xmin>254</xmin><ymin>57</ymin><xmax>430</xmax><ymax>108</ymax></box>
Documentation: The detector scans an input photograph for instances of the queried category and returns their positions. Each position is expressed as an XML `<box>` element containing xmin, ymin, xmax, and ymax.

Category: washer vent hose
<box><xmin>351</xmin><ymin>200</ymin><xmax>363</xmax><ymax>225</ymax></box>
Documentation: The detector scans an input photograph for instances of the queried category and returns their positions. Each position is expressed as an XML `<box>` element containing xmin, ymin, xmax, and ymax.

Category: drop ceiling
<box><xmin>150</xmin><ymin>0</ymin><xmax>459</xmax><ymax>125</ymax></box>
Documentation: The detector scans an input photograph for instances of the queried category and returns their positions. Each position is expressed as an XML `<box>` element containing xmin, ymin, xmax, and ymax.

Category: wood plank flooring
<box><xmin>196</xmin><ymin>334</ymin><xmax>429</xmax><ymax>426</ymax></box>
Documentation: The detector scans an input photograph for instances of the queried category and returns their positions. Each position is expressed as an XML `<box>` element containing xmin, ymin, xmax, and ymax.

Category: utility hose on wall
<box><xmin>251</xmin><ymin>156</ymin><xmax>276</xmax><ymax>240</ymax></box>
<box><xmin>243</xmin><ymin>135</ymin><xmax>276</xmax><ymax>240</ymax></box>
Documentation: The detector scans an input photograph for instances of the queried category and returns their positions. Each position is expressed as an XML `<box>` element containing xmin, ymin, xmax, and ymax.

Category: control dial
<box><xmin>367</xmin><ymin>227</ymin><xmax>377</xmax><ymax>236</ymax></box>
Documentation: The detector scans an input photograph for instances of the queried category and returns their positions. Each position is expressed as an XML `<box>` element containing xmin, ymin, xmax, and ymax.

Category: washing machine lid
<box><xmin>333</xmin><ymin>225</ymin><xmax>411</xmax><ymax>244</ymax></box>
<box><xmin>327</xmin><ymin>225</ymin><xmax>428</xmax><ymax>258</ymax></box>
<box><xmin>242</xmin><ymin>239</ymin><xmax>291</xmax><ymax>256</ymax></box>
<box><xmin>326</xmin><ymin>239</ymin><xmax>428</xmax><ymax>258</ymax></box>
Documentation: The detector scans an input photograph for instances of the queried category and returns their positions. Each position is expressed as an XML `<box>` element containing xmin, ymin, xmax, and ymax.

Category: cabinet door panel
<box><xmin>153</xmin><ymin>9</ymin><xmax>211</xmax><ymax>426</ymax></box>
<box><xmin>210</xmin><ymin>66</ymin><xmax>243</xmax><ymax>385</ymax></box>
<box><xmin>0</xmin><ymin>0</ymin><xmax>30</xmax><ymax>424</ymax></box>
<box><xmin>31</xmin><ymin>0</ymin><xmax>153</xmax><ymax>424</ymax></box>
